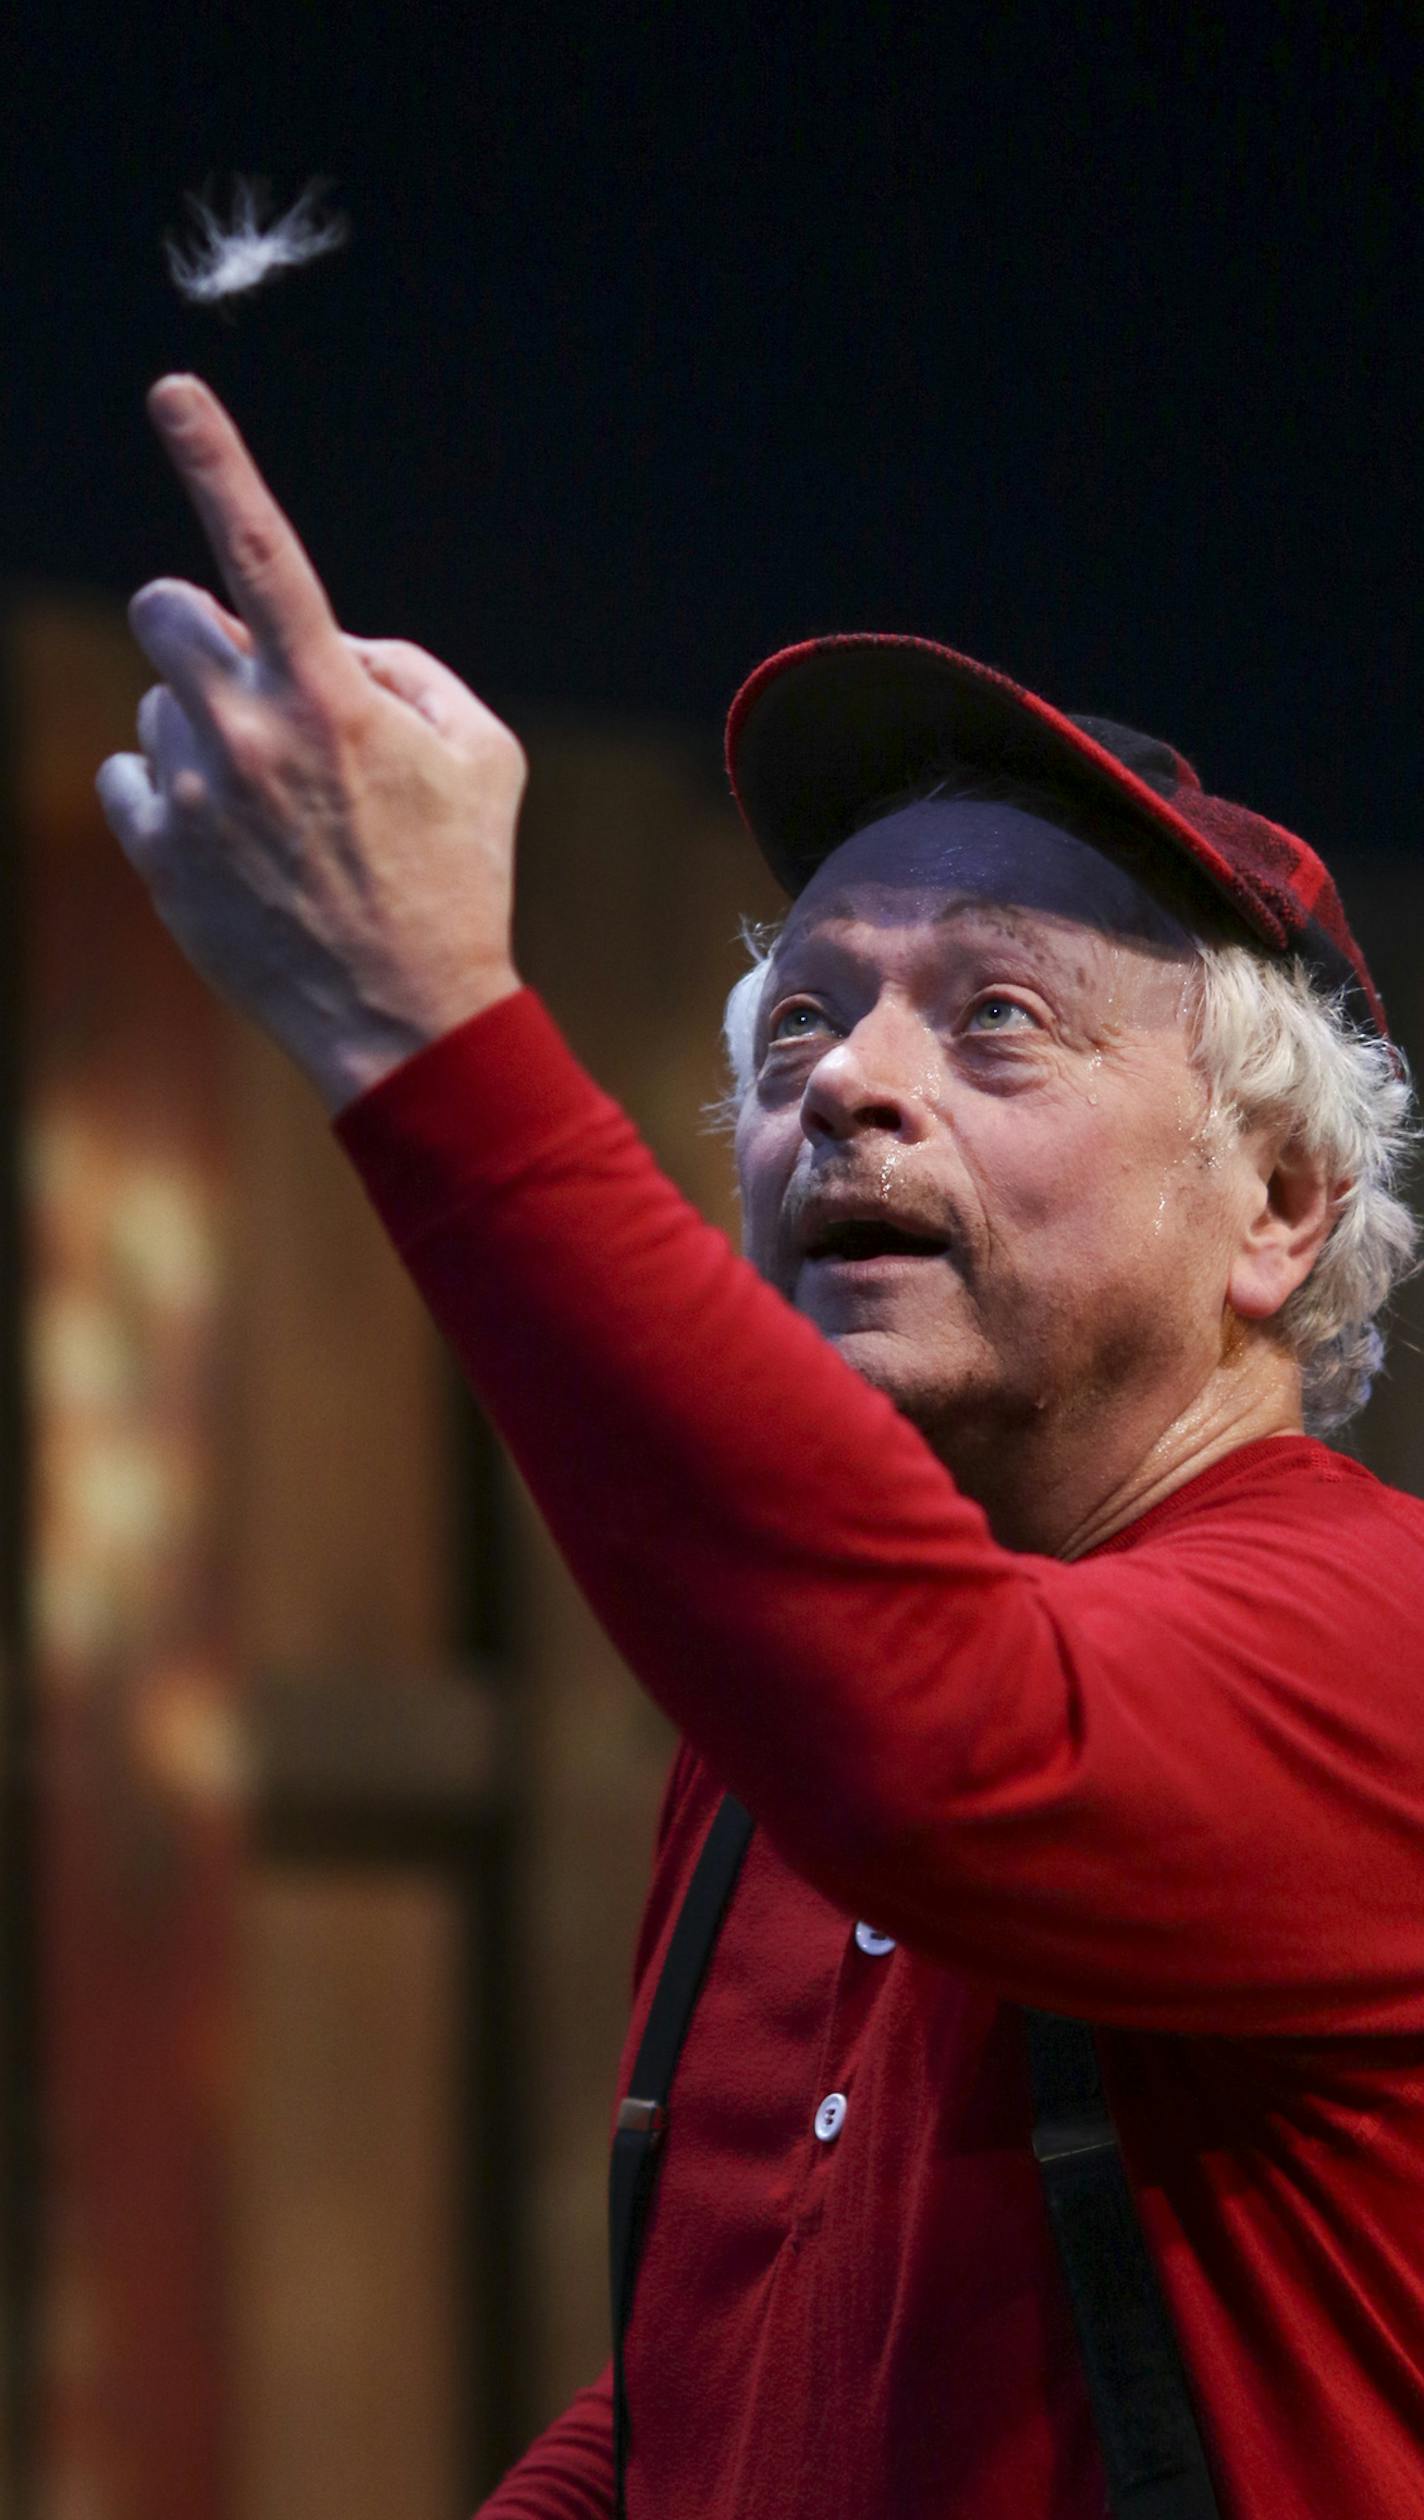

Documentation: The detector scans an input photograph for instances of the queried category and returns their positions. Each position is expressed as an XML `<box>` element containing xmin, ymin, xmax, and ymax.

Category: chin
<box><xmin>824</xmin><ymin>1325</ymin><xmax>964</xmax><ymax>1420</ymax></box>
<box><xmin>824</xmin><ymin>1324</ymin><xmax>1040</xmax><ymax>1452</ymax></box>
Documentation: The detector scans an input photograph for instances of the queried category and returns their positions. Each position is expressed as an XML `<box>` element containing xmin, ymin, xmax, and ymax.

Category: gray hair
<box><xmin>719</xmin><ymin>926</ymin><xmax>1418</xmax><ymax>1434</ymax></box>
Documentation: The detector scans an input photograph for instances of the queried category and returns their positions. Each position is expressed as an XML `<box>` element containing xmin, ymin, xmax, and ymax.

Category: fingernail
<box><xmin>148</xmin><ymin>374</ymin><xmax>202</xmax><ymax>429</ymax></box>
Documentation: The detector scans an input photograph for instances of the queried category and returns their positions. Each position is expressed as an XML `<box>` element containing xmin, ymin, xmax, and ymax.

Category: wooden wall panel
<box><xmin>219</xmin><ymin>1027</ymin><xmax>476</xmax><ymax>2520</ymax></box>
<box><xmin>6</xmin><ymin>595</ymin><xmax>476</xmax><ymax>2520</ymax></box>
<box><xmin>223</xmin><ymin>1025</ymin><xmax>452</xmax><ymax>1680</ymax></box>
<box><xmin>231</xmin><ymin>1871</ymin><xmax>458</xmax><ymax>2520</ymax></box>
<box><xmin>13</xmin><ymin>596</ymin><xmax>239</xmax><ymax>2520</ymax></box>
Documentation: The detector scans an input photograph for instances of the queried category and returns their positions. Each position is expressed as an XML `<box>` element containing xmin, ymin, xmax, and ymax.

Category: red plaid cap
<box><xmin>726</xmin><ymin>634</ymin><xmax>1386</xmax><ymax>1037</ymax></box>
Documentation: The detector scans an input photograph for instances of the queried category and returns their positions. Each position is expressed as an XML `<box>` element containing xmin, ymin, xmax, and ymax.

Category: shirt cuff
<box><xmin>333</xmin><ymin>986</ymin><xmax>618</xmax><ymax>1252</ymax></box>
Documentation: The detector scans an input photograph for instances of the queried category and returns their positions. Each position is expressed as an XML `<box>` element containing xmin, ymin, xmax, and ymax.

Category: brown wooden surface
<box><xmin>7</xmin><ymin>596</ymin><xmax>486</xmax><ymax>2520</ymax></box>
<box><xmin>14</xmin><ymin>596</ymin><xmax>239</xmax><ymax>2520</ymax></box>
<box><xmin>4</xmin><ymin>596</ymin><xmax>783</xmax><ymax>2517</ymax></box>
<box><xmin>232</xmin><ymin>1869</ymin><xmax>460</xmax><ymax>2520</ymax></box>
<box><xmin>217</xmin><ymin>1025</ymin><xmax>471</xmax><ymax>2517</ymax></box>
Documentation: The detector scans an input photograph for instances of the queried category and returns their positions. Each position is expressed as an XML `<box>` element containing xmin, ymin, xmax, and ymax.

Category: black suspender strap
<box><xmin>1024</xmin><ymin>2007</ymin><xmax>1223</xmax><ymax>2519</ymax></box>
<box><xmin>606</xmin><ymin>1792</ymin><xmax>1222</xmax><ymax>2520</ymax></box>
<box><xmin>608</xmin><ymin>1792</ymin><xmax>754</xmax><ymax>2519</ymax></box>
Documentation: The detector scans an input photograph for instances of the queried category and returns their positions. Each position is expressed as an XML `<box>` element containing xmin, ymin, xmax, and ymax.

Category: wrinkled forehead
<box><xmin>780</xmin><ymin>798</ymin><xmax>1197</xmax><ymax>956</ymax></box>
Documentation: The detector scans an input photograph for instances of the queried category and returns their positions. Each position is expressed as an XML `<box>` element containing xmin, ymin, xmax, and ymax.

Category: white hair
<box><xmin>1187</xmin><ymin>948</ymin><xmax>1418</xmax><ymax>1428</ymax></box>
<box><xmin>719</xmin><ymin>925</ymin><xmax>1418</xmax><ymax>1434</ymax></box>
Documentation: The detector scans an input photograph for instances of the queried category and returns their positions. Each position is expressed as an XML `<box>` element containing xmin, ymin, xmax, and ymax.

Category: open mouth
<box><xmin>804</xmin><ymin>1220</ymin><xmax>950</xmax><ymax>1263</ymax></box>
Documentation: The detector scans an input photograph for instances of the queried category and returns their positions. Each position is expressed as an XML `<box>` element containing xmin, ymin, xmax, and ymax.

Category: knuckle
<box><xmin>212</xmin><ymin>702</ymin><xmax>271</xmax><ymax>785</ymax></box>
<box><xmin>227</xmin><ymin>516</ymin><xmax>281</xmax><ymax>584</ymax></box>
<box><xmin>295</xmin><ymin>669</ymin><xmax>371</xmax><ymax>753</ymax></box>
<box><xmin>167</xmin><ymin>767</ymin><xmax>211</xmax><ymax>824</ymax></box>
<box><xmin>327</xmin><ymin>686</ymin><xmax>375</xmax><ymax>749</ymax></box>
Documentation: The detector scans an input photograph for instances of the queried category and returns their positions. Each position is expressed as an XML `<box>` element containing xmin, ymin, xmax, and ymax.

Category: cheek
<box><xmin>1064</xmin><ymin>1122</ymin><xmax>1235</xmax><ymax>1315</ymax></box>
<box><xmin>964</xmin><ymin>1105</ymin><xmax>1109</xmax><ymax>1244</ymax></box>
<box><xmin>973</xmin><ymin>1097</ymin><xmax>1215</xmax><ymax>1286</ymax></box>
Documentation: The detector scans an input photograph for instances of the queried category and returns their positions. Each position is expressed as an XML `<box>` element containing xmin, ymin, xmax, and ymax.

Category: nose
<box><xmin>800</xmin><ymin>1003</ymin><xmax>941</xmax><ymax>1147</ymax></box>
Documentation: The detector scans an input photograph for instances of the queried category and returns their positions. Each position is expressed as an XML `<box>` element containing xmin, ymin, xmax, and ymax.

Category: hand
<box><xmin>96</xmin><ymin>375</ymin><xmax>527</xmax><ymax>1112</ymax></box>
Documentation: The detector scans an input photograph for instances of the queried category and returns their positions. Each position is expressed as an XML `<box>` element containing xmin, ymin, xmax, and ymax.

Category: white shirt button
<box><xmin>814</xmin><ymin>2090</ymin><xmax>848</xmax><ymax>2143</ymax></box>
<box><xmin>854</xmin><ymin>1922</ymin><xmax>896</xmax><ymax>1957</ymax></box>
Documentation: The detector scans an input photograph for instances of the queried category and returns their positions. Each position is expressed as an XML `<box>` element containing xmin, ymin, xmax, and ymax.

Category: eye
<box><xmin>766</xmin><ymin>998</ymin><xmax>836</xmax><ymax>1046</ymax></box>
<box><xmin>965</xmin><ymin>993</ymin><xmax>1037</xmax><ymax>1035</ymax></box>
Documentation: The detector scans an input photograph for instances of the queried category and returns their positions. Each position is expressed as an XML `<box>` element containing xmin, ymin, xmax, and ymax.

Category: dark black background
<box><xmin>4</xmin><ymin>0</ymin><xmax>1419</xmax><ymax>866</ymax></box>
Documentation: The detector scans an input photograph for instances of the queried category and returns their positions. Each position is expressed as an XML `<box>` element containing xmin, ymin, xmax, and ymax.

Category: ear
<box><xmin>1227</xmin><ymin>1133</ymin><xmax>1340</xmax><ymax>1323</ymax></box>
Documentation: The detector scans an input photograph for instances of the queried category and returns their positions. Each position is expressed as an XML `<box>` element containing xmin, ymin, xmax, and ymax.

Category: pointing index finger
<box><xmin>147</xmin><ymin>375</ymin><xmax>351</xmax><ymax>682</ymax></box>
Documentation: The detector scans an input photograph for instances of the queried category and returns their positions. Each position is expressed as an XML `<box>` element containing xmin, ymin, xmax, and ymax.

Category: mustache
<box><xmin>776</xmin><ymin>1166</ymin><xmax>973</xmax><ymax>1269</ymax></box>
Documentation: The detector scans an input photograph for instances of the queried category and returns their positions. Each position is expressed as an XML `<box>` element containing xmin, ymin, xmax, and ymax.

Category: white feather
<box><xmin>165</xmin><ymin>177</ymin><xmax>348</xmax><ymax>305</ymax></box>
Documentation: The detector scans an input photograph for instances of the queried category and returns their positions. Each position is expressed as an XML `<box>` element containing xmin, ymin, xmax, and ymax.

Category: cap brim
<box><xmin>726</xmin><ymin>632</ymin><xmax>1228</xmax><ymax>904</ymax></box>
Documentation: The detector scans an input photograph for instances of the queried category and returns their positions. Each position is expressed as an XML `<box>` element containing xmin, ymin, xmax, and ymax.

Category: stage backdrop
<box><xmin>1</xmin><ymin>590</ymin><xmax>783</xmax><ymax>2520</ymax></box>
<box><xmin>3</xmin><ymin>595</ymin><xmax>1420</xmax><ymax>2520</ymax></box>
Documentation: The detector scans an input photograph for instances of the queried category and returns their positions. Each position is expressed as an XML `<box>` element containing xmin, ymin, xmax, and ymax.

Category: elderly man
<box><xmin>99</xmin><ymin>378</ymin><xmax>1424</xmax><ymax>2520</ymax></box>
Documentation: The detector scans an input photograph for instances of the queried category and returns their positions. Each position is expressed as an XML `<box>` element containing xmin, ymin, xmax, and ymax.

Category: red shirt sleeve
<box><xmin>337</xmin><ymin>990</ymin><xmax>1424</xmax><ymax>2037</ymax></box>
<box><xmin>475</xmin><ymin>2366</ymin><xmax>614</xmax><ymax>2519</ymax></box>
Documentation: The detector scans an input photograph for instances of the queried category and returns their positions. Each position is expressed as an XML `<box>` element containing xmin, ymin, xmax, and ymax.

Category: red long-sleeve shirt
<box><xmin>338</xmin><ymin>987</ymin><xmax>1424</xmax><ymax>2519</ymax></box>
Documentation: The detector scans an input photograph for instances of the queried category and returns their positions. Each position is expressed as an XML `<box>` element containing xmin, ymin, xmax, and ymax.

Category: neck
<box><xmin>926</xmin><ymin>1338</ymin><xmax>1308</xmax><ymax>1558</ymax></box>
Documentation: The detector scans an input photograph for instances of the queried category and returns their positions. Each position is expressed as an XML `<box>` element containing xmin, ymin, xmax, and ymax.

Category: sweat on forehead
<box><xmin>783</xmin><ymin>798</ymin><xmax>1198</xmax><ymax>954</ymax></box>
